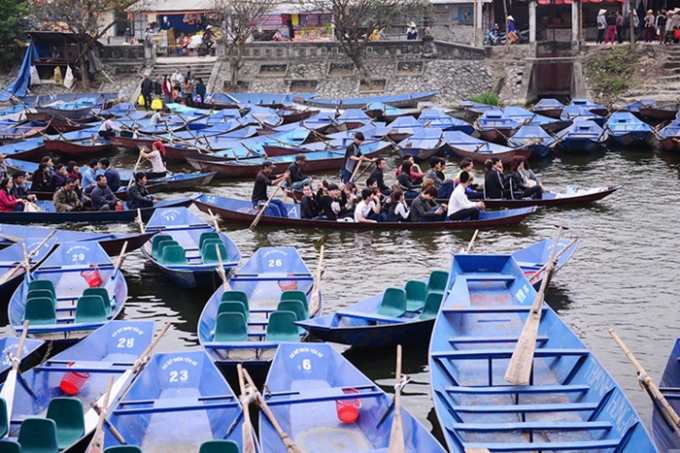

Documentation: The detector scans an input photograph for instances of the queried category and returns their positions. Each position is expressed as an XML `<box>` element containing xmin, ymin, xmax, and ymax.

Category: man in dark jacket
<box><xmin>300</xmin><ymin>184</ymin><xmax>319</xmax><ymax>219</ymax></box>
<box><xmin>91</xmin><ymin>175</ymin><xmax>122</xmax><ymax>211</ymax></box>
<box><xmin>483</xmin><ymin>158</ymin><xmax>507</xmax><ymax>199</ymax></box>
<box><xmin>99</xmin><ymin>158</ymin><xmax>121</xmax><ymax>193</ymax></box>
<box><xmin>140</xmin><ymin>74</ymin><xmax>153</xmax><ymax>111</ymax></box>
<box><xmin>10</xmin><ymin>171</ymin><xmax>36</xmax><ymax>202</ymax></box>
<box><xmin>252</xmin><ymin>161</ymin><xmax>289</xmax><ymax>218</ymax></box>
<box><xmin>410</xmin><ymin>186</ymin><xmax>446</xmax><ymax>222</ymax></box>
<box><xmin>287</xmin><ymin>154</ymin><xmax>311</xmax><ymax>190</ymax></box>
<box><xmin>340</xmin><ymin>132</ymin><xmax>375</xmax><ymax>183</ymax></box>
<box><xmin>317</xmin><ymin>183</ymin><xmax>352</xmax><ymax>220</ymax></box>
<box><xmin>127</xmin><ymin>172</ymin><xmax>157</xmax><ymax>209</ymax></box>
<box><xmin>368</xmin><ymin>157</ymin><xmax>391</xmax><ymax>197</ymax></box>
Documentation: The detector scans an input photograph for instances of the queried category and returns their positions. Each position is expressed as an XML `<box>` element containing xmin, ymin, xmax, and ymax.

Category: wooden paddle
<box><xmin>308</xmin><ymin>246</ymin><xmax>324</xmax><ymax>316</ymax></box>
<box><xmin>349</xmin><ymin>160</ymin><xmax>364</xmax><ymax>183</ymax></box>
<box><xmin>135</xmin><ymin>209</ymin><xmax>145</xmax><ymax>233</ymax></box>
<box><xmin>115</xmin><ymin>241</ymin><xmax>129</xmax><ymax>270</ymax></box>
<box><xmin>85</xmin><ymin>376</ymin><xmax>114</xmax><ymax>453</ymax></box>
<box><xmin>465</xmin><ymin>230</ymin><xmax>479</xmax><ymax>253</ymax></box>
<box><xmin>504</xmin><ymin>227</ymin><xmax>564</xmax><ymax>385</ymax></box>
<box><xmin>208</xmin><ymin>208</ymin><xmax>222</xmax><ymax>233</ymax></box>
<box><xmin>127</xmin><ymin>151</ymin><xmax>144</xmax><ymax>189</ymax></box>
<box><xmin>526</xmin><ymin>238</ymin><xmax>578</xmax><ymax>284</ymax></box>
<box><xmin>215</xmin><ymin>245</ymin><xmax>232</xmax><ymax>292</ymax></box>
<box><xmin>388</xmin><ymin>344</ymin><xmax>406</xmax><ymax>453</ymax></box>
<box><xmin>237</xmin><ymin>364</ymin><xmax>258</xmax><ymax>453</ymax></box>
<box><xmin>0</xmin><ymin>232</ymin><xmax>22</xmax><ymax>243</ymax></box>
<box><xmin>1</xmin><ymin>320</ymin><xmax>29</xmax><ymax>424</ymax></box>
<box><xmin>0</xmin><ymin>230</ymin><xmax>57</xmax><ymax>285</ymax></box>
<box><xmin>353</xmin><ymin>160</ymin><xmax>375</xmax><ymax>184</ymax></box>
<box><xmin>250</xmin><ymin>179</ymin><xmax>286</xmax><ymax>230</ymax></box>
<box><xmin>241</xmin><ymin>367</ymin><xmax>301</xmax><ymax>453</ymax></box>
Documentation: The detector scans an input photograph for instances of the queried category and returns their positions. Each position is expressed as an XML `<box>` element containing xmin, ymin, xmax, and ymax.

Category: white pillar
<box><xmin>571</xmin><ymin>0</ymin><xmax>579</xmax><ymax>43</ymax></box>
<box><xmin>529</xmin><ymin>0</ymin><xmax>537</xmax><ymax>43</ymax></box>
<box><xmin>476</xmin><ymin>0</ymin><xmax>484</xmax><ymax>46</ymax></box>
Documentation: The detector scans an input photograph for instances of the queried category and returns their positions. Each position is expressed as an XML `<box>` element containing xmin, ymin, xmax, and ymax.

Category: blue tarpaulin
<box><xmin>0</xmin><ymin>41</ymin><xmax>34</xmax><ymax>102</ymax></box>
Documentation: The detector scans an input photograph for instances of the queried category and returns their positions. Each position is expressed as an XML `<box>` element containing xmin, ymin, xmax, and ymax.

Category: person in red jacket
<box><xmin>0</xmin><ymin>178</ymin><xmax>26</xmax><ymax>211</ymax></box>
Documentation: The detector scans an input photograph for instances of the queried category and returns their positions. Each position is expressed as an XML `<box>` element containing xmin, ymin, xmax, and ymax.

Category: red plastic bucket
<box><xmin>336</xmin><ymin>388</ymin><xmax>362</xmax><ymax>423</ymax></box>
<box><xmin>80</xmin><ymin>266</ymin><xmax>102</xmax><ymax>287</ymax></box>
<box><xmin>60</xmin><ymin>363</ymin><xmax>90</xmax><ymax>395</ymax></box>
<box><xmin>277</xmin><ymin>274</ymin><xmax>298</xmax><ymax>292</ymax></box>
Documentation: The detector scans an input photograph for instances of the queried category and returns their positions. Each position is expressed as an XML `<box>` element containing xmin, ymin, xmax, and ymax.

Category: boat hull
<box><xmin>653</xmin><ymin>338</ymin><xmax>680</xmax><ymax>452</ymax></box>
<box><xmin>558</xmin><ymin>138</ymin><xmax>607</xmax><ymax>153</ymax></box>
<box><xmin>43</xmin><ymin>139</ymin><xmax>117</xmax><ymax>157</ymax></box>
<box><xmin>448</xmin><ymin>145</ymin><xmax>532</xmax><ymax>164</ymax></box>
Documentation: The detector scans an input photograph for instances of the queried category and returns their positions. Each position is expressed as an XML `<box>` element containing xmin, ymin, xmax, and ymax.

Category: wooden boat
<box><xmin>8</xmin><ymin>241</ymin><xmax>127</xmax><ymax>342</ymax></box>
<box><xmin>261</xmin><ymin>343</ymin><xmax>447</xmax><ymax>453</ymax></box>
<box><xmin>0</xmin><ymin>138</ymin><xmax>46</xmax><ymax>160</ymax></box>
<box><xmin>304</xmin><ymin>90</ymin><xmax>438</xmax><ymax>109</ymax></box>
<box><xmin>418</xmin><ymin>109</ymin><xmax>475</xmax><ymax>134</ymax></box>
<box><xmin>639</xmin><ymin>103</ymin><xmax>680</xmax><ymax>121</ymax></box>
<box><xmin>192</xmin><ymin>194</ymin><xmax>537</xmax><ymax>230</ymax></box>
<box><xmin>507</xmin><ymin>125</ymin><xmax>558</xmax><ymax>157</ymax></box>
<box><xmin>397</xmin><ymin>127</ymin><xmax>446</xmax><ymax>161</ymax></box>
<box><xmin>387</xmin><ymin>115</ymin><xmax>423</xmax><ymax>142</ymax></box>
<box><xmin>531</xmin><ymin>98</ymin><xmax>565</xmax><ymax>118</ymax></box>
<box><xmin>198</xmin><ymin>247</ymin><xmax>320</xmax><ymax>367</ymax></box>
<box><xmin>570</xmin><ymin>98</ymin><xmax>609</xmax><ymax>117</ymax></box>
<box><xmin>279</xmin><ymin>107</ymin><xmax>319</xmax><ymax>124</ymax></box>
<box><xmin>443</xmin><ymin>131</ymin><xmax>532</xmax><ymax>164</ymax></box>
<box><xmin>0</xmin><ymin>336</ymin><xmax>44</xmax><ymax>384</ymax></box>
<box><xmin>652</xmin><ymin>338</ymin><xmax>680</xmax><ymax>452</ymax></box>
<box><xmin>620</xmin><ymin>98</ymin><xmax>656</xmax><ymax>113</ymax></box>
<box><xmin>429</xmin><ymin>253</ymin><xmax>658</xmax><ymax>453</ymax></box>
<box><xmin>475</xmin><ymin>109</ymin><xmax>520</xmax><ymax>143</ymax></box>
<box><xmin>605</xmin><ymin>112</ymin><xmax>656</xmax><ymax>146</ymax></box>
<box><xmin>503</xmin><ymin>106</ymin><xmax>571</xmax><ymax>133</ymax></box>
<box><xmin>561</xmin><ymin>105</ymin><xmax>606</xmax><ymax>127</ymax></box>
<box><xmin>363</xmin><ymin>101</ymin><xmax>412</xmax><ymax>123</ymax></box>
<box><xmin>0</xmin><ymin>196</ymin><xmax>196</xmax><ymax>223</ymax></box>
<box><xmin>0</xmin><ymin>320</ymin><xmax>154</xmax><ymax>451</ymax></box>
<box><xmin>458</xmin><ymin>100</ymin><xmax>498</xmax><ymax>121</ymax></box>
<box><xmin>333</xmin><ymin>109</ymin><xmax>372</xmax><ymax>131</ymax></box>
<box><xmin>0</xmin><ymin>121</ymin><xmax>48</xmax><ymax>140</ymax></box>
<box><xmin>43</xmin><ymin>136</ymin><xmax>118</xmax><ymax>157</ymax></box>
<box><xmin>482</xmin><ymin>184</ymin><xmax>622</xmax><ymax>208</ymax></box>
<box><xmin>102</xmin><ymin>350</ymin><xmax>256</xmax><ymax>452</ymax></box>
<box><xmin>141</xmin><ymin>207</ymin><xmax>240</xmax><ymax>288</ymax></box>
<box><xmin>512</xmin><ymin>238</ymin><xmax>579</xmax><ymax>288</ymax></box>
<box><xmin>0</xmin><ymin>237</ymin><xmax>58</xmax><ymax>298</ymax></box>
<box><xmin>37</xmin><ymin>103</ymin><xmax>96</xmax><ymax>121</ymax></box>
<box><xmin>115</xmin><ymin>172</ymin><xmax>217</xmax><ymax>200</ymax></box>
<box><xmin>658</xmin><ymin>119</ymin><xmax>680</xmax><ymax>151</ymax></box>
<box><xmin>557</xmin><ymin>119</ymin><xmax>609</xmax><ymax>153</ymax></box>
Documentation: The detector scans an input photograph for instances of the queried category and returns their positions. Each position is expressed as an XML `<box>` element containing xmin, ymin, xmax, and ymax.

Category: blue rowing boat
<box><xmin>261</xmin><ymin>343</ymin><xmax>446</xmax><ymax>452</ymax></box>
<box><xmin>556</xmin><ymin>119</ymin><xmax>609</xmax><ymax>154</ymax></box>
<box><xmin>142</xmin><ymin>207</ymin><xmax>241</xmax><ymax>288</ymax></box>
<box><xmin>652</xmin><ymin>339</ymin><xmax>680</xmax><ymax>452</ymax></box>
<box><xmin>503</xmin><ymin>106</ymin><xmax>571</xmax><ymax>133</ymax></box>
<box><xmin>531</xmin><ymin>98</ymin><xmax>565</xmax><ymax>118</ymax></box>
<box><xmin>507</xmin><ymin>125</ymin><xmax>558</xmax><ymax>157</ymax></box>
<box><xmin>443</xmin><ymin>131</ymin><xmax>532</xmax><ymax>164</ymax></box>
<box><xmin>605</xmin><ymin>112</ymin><xmax>656</xmax><ymax>147</ymax></box>
<box><xmin>102</xmin><ymin>350</ymin><xmax>256</xmax><ymax>452</ymax></box>
<box><xmin>0</xmin><ymin>320</ymin><xmax>154</xmax><ymax>452</ymax></box>
<box><xmin>619</xmin><ymin>99</ymin><xmax>656</xmax><ymax>113</ymax></box>
<box><xmin>0</xmin><ymin>237</ymin><xmax>58</xmax><ymax>298</ymax></box>
<box><xmin>418</xmin><ymin>109</ymin><xmax>475</xmax><ymax>134</ymax></box>
<box><xmin>198</xmin><ymin>247</ymin><xmax>321</xmax><ymax>367</ymax></box>
<box><xmin>397</xmin><ymin>127</ymin><xmax>446</xmax><ymax>161</ymax></box>
<box><xmin>512</xmin><ymin>238</ymin><xmax>579</xmax><ymax>288</ymax></box>
<box><xmin>561</xmin><ymin>105</ymin><xmax>607</xmax><ymax>127</ymax></box>
<box><xmin>658</xmin><ymin>117</ymin><xmax>680</xmax><ymax>151</ymax></box>
<box><xmin>0</xmin><ymin>336</ymin><xmax>44</xmax><ymax>384</ymax></box>
<box><xmin>305</xmin><ymin>90</ymin><xmax>438</xmax><ymax>109</ymax></box>
<box><xmin>475</xmin><ymin>109</ymin><xmax>520</xmax><ymax>143</ymax></box>
<box><xmin>8</xmin><ymin>241</ymin><xmax>127</xmax><ymax>342</ymax></box>
<box><xmin>570</xmin><ymin>98</ymin><xmax>609</xmax><ymax>117</ymax></box>
<box><xmin>429</xmin><ymin>253</ymin><xmax>657</xmax><ymax>453</ymax></box>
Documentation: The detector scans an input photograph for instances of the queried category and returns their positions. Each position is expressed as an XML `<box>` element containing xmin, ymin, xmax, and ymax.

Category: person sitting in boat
<box><xmin>340</xmin><ymin>132</ymin><xmax>375</xmax><ymax>184</ymax></box>
<box><xmin>10</xmin><ymin>171</ymin><xmax>35</xmax><ymax>202</ymax></box>
<box><xmin>287</xmin><ymin>154</ymin><xmax>311</xmax><ymax>190</ymax></box>
<box><xmin>252</xmin><ymin>161</ymin><xmax>290</xmax><ymax>218</ymax></box>
<box><xmin>66</xmin><ymin>160</ymin><xmax>82</xmax><ymax>183</ymax></box>
<box><xmin>99</xmin><ymin>158</ymin><xmax>121</xmax><ymax>193</ymax></box>
<box><xmin>315</xmin><ymin>179</ymin><xmax>329</xmax><ymax>199</ymax></box>
<box><xmin>300</xmin><ymin>184</ymin><xmax>320</xmax><ymax>220</ymax></box>
<box><xmin>387</xmin><ymin>189</ymin><xmax>410</xmax><ymax>222</ymax></box>
<box><xmin>397</xmin><ymin>160</ymin><xmax>421</xmax><ymax>199</ymax></box>
<box><xmin>395</xmin><ymin>155</ymin><xmax>424</xmax><ymax>184</ymax></box>
<box><xmin>149</xmin><ymin>109</ymin><xmax>168</xmax><ymax>127</ymax></box>
<box><xmin>49</xmin><ymin>164</ymin><xmax>67</xmax><ymax>192</ymax></box>
<box><xmin>455</xmin><ymin>158</ymin><xmax>484</xmax><ymax>200</ymax></box>
<box><xmin>424</xmin><ymin>157</ymin><xmax>455</xmax><ymax>199</ymax></box>
<box><xmin>509</xmin><ymin>156</ymin><xmax>543</xmax><ymax>199</ymax></box>
<box><xmin>410</xmin><ymin>186</ymin><xmax>447</xmax><ymax>222</ymax></box>
<box><xmin>82</xmin><ymin>159</ymin><xmax>100</xmax><ymax>192</ymax></box>
<box><xmin>448</xmin><ymin>171</ymin><xmax>485</xmax><ymax>221</ymax></box>
<box><xmin>30</xmin><ymin>163</ymin><xmax>50</xmax><ymax>193</ymax></box>
<box><xmin>342</xmin><ymin>181</ymin><xmax>359</xmax><ymax>211</ymax></box>
<box><xmin>127</xmin><ymin>172</ymin><xmax>157</xmax><ymax>209</ymax></box>
<box><xmin>355</xmin><ymin>188</ymin><xmax>386</xmax><ymax>223</ymax></box>
<box><xmin>0</xmin><ymin>178</ymin><xmax>26</xmax><ymax>212</ymax></box>
<box><xmin>317</xmin><ymin>183</ymin><xmax>352</xmax><ymax>221</ymax></box>
<box><xmin>98</xmin><ymin>114</ymin><xmax>121</xmax><ymax>140</ymax></box>
<box><xmin>41</xmin><ymin>156</ymin><xmax>54</xmax><ymax>177</ymax></box>
<box><xmin>483</xmin><ymin>158</ymin><xmax>508</xmax><ymax>199</ymax></box>
<box><xmin>91</xmin><ymin>175</ymin><xmax>123</xmax><ymax>211</ymax></box>
<box><xmin>369</xmin><ymin>157</ymin><xmax>391</xmax><ymax>197</ymax></box>
<box><xmin>365</xmin><ymin>178</ymin><xmax>386</xmax><ymax>203</ymax></box>
<box><xmin>139</xmin><ymin>141</ymin><xmax>167</xmax><ymax>180</ymax></box>
<box><xmin>53</xmin><ymin>178</ymin><xmax>83</xmax><ymax>212</ymax></box>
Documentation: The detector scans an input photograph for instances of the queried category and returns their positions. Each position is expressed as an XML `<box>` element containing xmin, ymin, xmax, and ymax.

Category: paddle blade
<box><xmin>237</xmin><ymin>364</ymin><xmax>257</xmax><ymax>453</ymax></box>
<box><xmin>388</xmin><ymin>345</ymin><xmax>406</xmax><ymax>453</ymax></box>
<box><xmin>503</xmin><ymin>299</ymin><xmax>542</xmax><ymax>385</ymax></box>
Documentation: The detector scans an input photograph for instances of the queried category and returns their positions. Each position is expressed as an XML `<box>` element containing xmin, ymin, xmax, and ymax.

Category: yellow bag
<box><xmin>151</xmin><ymin>97</ymin><xmax>163</xmax><ymax>110</ymax></box>
<box><xmin>137</xmin><ymin>94</ymin><xmax>145</xmax><ymax>106</ymax></box>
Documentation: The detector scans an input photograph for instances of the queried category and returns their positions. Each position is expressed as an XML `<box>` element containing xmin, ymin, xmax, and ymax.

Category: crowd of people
<box><xmin>139</xmin><ymin>66</ymin><xmax>207</xmax><ymax>111</ymax></box>
<box><xmin>597</xmin><ymin>8</ymin><xmax>680</xmax><ymax>45</ymax></box>
<box><xmin>250</xmin><ymin>132</ymin><xmax>545</xmax><ymax>223</ymax></box>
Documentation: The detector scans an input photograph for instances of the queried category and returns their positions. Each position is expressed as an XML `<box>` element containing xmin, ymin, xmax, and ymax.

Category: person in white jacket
<box><xmin>447</xmin><ymin>171</ymin><xmax>485</xmax><ymax>221</ymax></box>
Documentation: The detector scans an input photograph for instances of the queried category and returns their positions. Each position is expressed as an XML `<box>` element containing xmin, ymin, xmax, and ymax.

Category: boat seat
<box><xmin>27</xmin><ymin>289</ymin><xmax>56</xmax><ymax>309</ymax></box>
<box><xmin>416</xmin><ymin>292</ymin><xmax>444</xmax><ymax>320</ymax></box>
<box><xmin>427</xmin><ymin>270</ymin><xmax>449</xmax><ymax>296</ymax></box>
<box><xmin>74</xmin><ymin>295</ymin><xmax>108</xmax><ymax>324</ymax></box>
<box><xmin>83</xmin><ymin>287</ymin><xmax>113</xmax><ymax>317</ymax></box>
<box><xmin>17</xmin><ymin>418</ymin><xmax>59</xmax><ymax>453</ymax></box>
<box><xmin>46</xmin><ymin>398</ymin><xmax>85</xmax><ymax>450</ymax></box>
<box><xmin>280</xmin><ymin>290</ymin><xmax>309</xmax><ymax>318</ymax></box>
<box><xmin>159</xmin><ymin>245</ymin><xmax>187</xmax><ymax>266</ymax></box>
<box><xmin>265</xmin><ymin>311</ymin><xmax>300</xmax><ymax>342</ymax></box>
<box><xmin>431</xmin><ymin>348</ymin><xmax>590</xmax><ymax>360</ymax></box>
<box><xmin>214</xmin><ymin>312</ymin><xmax>248</xmax><ymax>342</ymax></box>
<box><xmin>201</xmin><ymin>241</ymin><xmax>228</xmax><ymax>265</ymax></box>
<box><xmin>0</xmin><ymin>398</ymin><xmax>7</xmax><ymax>438</ymax></box>
<box><xmin>151</xmin><ymin>235</ymin><xmax>174</xmax><ymax>259</ymax></box>
<box><xmin>374</xmin><ymin>288</ymin><xmax>407</xmax><ymax>318</ymax></box>
<box><xmin>0</xmin><ymin>440</ymin><xmax>20</xmax><ymax>452</ymax></box>
<box><xmin>24</xmin><ymin>297</ymin><xmax>57</xmax><ymax>325</ymax></box>
<box><xmin>28</xmin><ymin>279</ymin><xmax>55</xmax><ymax>298</ymax></box>
<box><xmin>221</xmin><ymin>290</ymin><xmax>248</xmax><ymax>307</ymax></box>
<box><xmin>199</xmin><ymin>440</ymin><xmax>240</xmax><ymax>453</ymax></box>
<box><xmin>277</xmin><ymin>300</ymin><xmax>307</xmax><ymax>334</ymax></box>
<box><xmin>462</xmin><ymin>439</ymin><xmax>622</xmax><ymax>452</ymax></box>
<box><xmin>445</xmin><ymin>384</ymin><xmax>590</xmax><ymax>395</ymax></box>
<box><xmin>155</xmin><ymin>239</ymin><xmax>180</xmax><ymax>260</ymax></box>
<box><xmin>198</xmin><ymin>232</ymin><xmax>221</xmax><ymax>251</ymax></box>
<box><xmin>217</xmin><ymin>301</ymin><xmax>248</xmax><ymax>322</ymax></box>
<box><xmin>104</xmin><ymin>447</ymin><xmax>143</xmax><ymax>453</ymax></box>
<box><xmin>404</xmin><ymin>280</ymin><xmax>428</xmax><ymax>312</ymax></box>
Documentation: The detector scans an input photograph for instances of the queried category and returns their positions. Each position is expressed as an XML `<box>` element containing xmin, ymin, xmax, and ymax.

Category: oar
<box><xmin>127</xmin><ymin>152</ymin><xmax>144</xmax><ymax>189</ymax></box>
<box><xmin>526</xmin><ymin>238</ymin><xmax>578</xmax><ymax>284</ymax></box>
<box><xmin>115</xmin><ymin>241</ymin><xmax>129</xmax><ymax>270</ymax></box>
<box><xmin>376</xmin><ymin>374</ymin><xmax>411</xmax><ymax>428</ymax></box>
<box><xmin>0</xmin><ymin>232</ymin><xmax>22</xmax><ymax>243</ymax></box>
<box><xmin>388</xmin><ymin>344</ymin><xmax>406</xmax><ymax>453</ymax></box>
<box><xmin>466</xmin><ymin>229</ymin><xmax>479</xmax><ymax>253</ymax></box>
<box><xmin>250</xmin><ymin>179</ymin><xmax>286</xmax><ymax>230</ymax></box>
<box><xmin>1</xmin><ymin>320</ymin><xmax>29</xmax><ymax>424</ymax></box>
<box><xmin>208</xmin><ymin>208</ymin><xmax>222</xmax><ymax>233</ymax></box>
<box><xmin>241</xmin><ymin>367</ymin><xmax>301</xmax><ymax>453</ymax></box>
<box><xmin>215</xmin><ymin>244</ymin><xmax>232</xmax><ymax>292</ymax></box>
<box><xmin>354</xmin><ymin>161</ymin><xmax>375</xmax><ymax>183</ymax></box>
<box><xmin>135</xmin><ymin>208</ymin><xmax>145</xmax><ymax>233</ymax></box>
<box><xmin>609</xmin><ymin>329</ymin><xmax>680</xmax><ymax>430</ymax></box>
<box><xmin>237</xmin><ymin>364</ymin><xmax>258</xmax><ymax>453</ymax></box>
<box><xmin>349</xmin><ymin>160</ymin><xmax>363</xmax><ymax>183</ymax></box>
<box><xmin>0</xmin><ymin>230</ymin><xmax>57</xmax><ymax>285</ymax></box>
<box><xmin>308</xmin><ymin>246</ymin><xmax>324</xmax><ymax>316</ymax></box>
<box><xmin>85</xmin><ymin>376</ymin><xmax>114</xmax><ymax>453</ymax></box>
<box><xmin>89</xmin><ymin>401</ymin><xmax>126</xmax><ymax>443</ymax></box>
<box><xmin>504</xmin><ymin>226</ymin><xmax>564</xmax><ymax>385</ymax></box>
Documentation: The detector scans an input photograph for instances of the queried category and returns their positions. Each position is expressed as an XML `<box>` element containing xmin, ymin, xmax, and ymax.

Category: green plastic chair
<box><xmin>265</xmin><ymin>311</ymin><xmax>300</xmax><ymax>342</ymax></box>
<box><xmin>104</xmin><ymin>447</ymin><xmax>143</xmax><ymax>453</ymax></box>
<box><xmin>17</xmin><ymin>418</ymin><xmax>59</xmax><ymax>453</ymax></box>
<box><xmin>156</xmin><ymin>239</ymin><xmax>180</xmax><ymax>259</ymax></box>
<box><xmin>74</xmin><ymin>295</ymin><xmax>107</xmax><ymax>324</ymax></box>
<box><xmin>24</xmin><ymin>297</ymin><xmax>57</xmax><ymax>325</ymax></box>
<box><xmin>199</xmin><ymin>440</ymin><xmax>240</xmax><ymax>453</ymax></box>
<box><xmin>214</xmin><ymin>312</ymin><xmax>248</xmax><ymax>342</ymax></box>
<box><xmin>27</xmin><ymin>290</ymin><xmax>56</xmax><ymax>309</ymax></box>
<box><xmin>46</xmin><ymin>398</ymin><xmax>85</xmax><ymax>450</ymax></box>
<box><xmin>280</xmin><ymin>290</ymin><xmax>309</xmax><ymax>319</ymax></box>
<box><xmin>375</xmin><ymin>288</ymin><xmax>407</xmax><ymax>318</ymax></box>
<box><xmin>217</xmin><ymin>301</ymin><xmax>248</xmax><ymax>322</ymax></box>
<box><xmin>277</xmin><ymin>300</ymin><xmax>307</xmax><ymax>334</ymax></box>
<box><xmin>221</xmin><ymin>291</ymin><xmax>248</xmax><ymax>306</ymax></box>
<box><xmin>427</xmin><ymin>270</ymin><xmax>449</xmax><ymax>296</ymax></box>
<box><xmin>28</xmin><ymin>280</ymin><xmax>55</xmax><ymax>298</ymax></box>
<box><xmin>160</xmin><ymin>245</ymin><xmax>187</xmax><ymax>266</ymax></box>
<box><xmin>201</xmin><ymin>241</ymin><xmax>228</xmax><ymax>265</ymax></box>
<box><xmin>151</xmin><ymin>235</ymin><xmax>174</xmax><ymax>259</ymax></box>
<box><xmin>0</xmin><ymin>398</ymin><xmax>8</xmax><ymax>438</ymax></box>
<box><xmin>417</xmin><ymin>292</ymin><xmax>444</xmax><ymax>320</ymax></box>
<box><xmin>404</xmin><ymin>280</ymin><xmax>428</xmax><ymax>312</ymax></box>
<box><xmin>83</xmin><ymin>288</ymin><xmax>113</xmax><ymax>317</ymax></box>
<box><xmin>0</xmin><ymin>440</ymin><xmax>21</xmax><ymax>453</ymax></box>
<box><xmin>198</xmin><ymin>232</ymin><xmax>221</xmax><ymax>251</ymax></box>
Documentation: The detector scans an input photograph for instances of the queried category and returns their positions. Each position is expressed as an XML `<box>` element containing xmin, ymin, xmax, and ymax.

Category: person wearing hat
<box><xmin>252</xmin><ymin>161</ymin><xmax>290</xmax><ymax>218</ymax></box>
<box><xmin>127</xmin><ymin>172</ymin><xmax>157</xmax><ymax>209</ymax></box>
<box><xmin>317</xmin><ymin>182</ymin><xmax>352</xmax><ymax>221</ymax></box>
<box><xmin>597</xmin><ymin>9</ymin><xmax>607</xmax><ymax>44</ymax></box>
<box><xmin>203</xmin><ymin>26</ymin><xmax>215</xmax><ymax>53</ymax></box>
<box><xmin>98</xmin><ymin>114</ymin><xmax>121</xmax><ymax>140</ymax></box>
<box><xmin>287</xmin><ymin>154</ymin><xmax>311</xmax><ymax>190</ymax></box>
<box><xmin>407</xmin><ymin>22</ymin><xmax>418</xmax><ymax>40</ymax></box>
<box><xmin>139</xmin><ymin>141</ymin><xmax>167</xmax><ymax>180</ymax></box>
<box><xmin>507</xmin><ymin>15</ymin><xmax>515</xmax><ymax>34</ymax></box>
<box><xmin>340</xmin><ymin>131</ymin><xmax>376</xmax><ymax>184</ymax></box>
<box><xmin>645</xmin><ymin>10</ymin><xmax>656</xmax><ymax>43</ymax></box>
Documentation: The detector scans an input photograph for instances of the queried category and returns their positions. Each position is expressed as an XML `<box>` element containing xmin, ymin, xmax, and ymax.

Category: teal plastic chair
<box><xmin>201</xmin><ymin>241</ymin><xmax>228</xmax><ymax>265</ymax></box>
<box><xmin>277</xmin><ymin>300</ymin><xmax>307</xmax><ymax>334</ymax></box>
<box><xmin>280</xmin><ymin>290</ymin><xmax>309</xmax><ymax>319</ymax></box>
<box><xmin>0</xmin><ymin>440</ymin><xmax>20</xmax><ymax>453</ymax></box>
<box><xmin>427</xmin><ymin>270</ymin><xmax>449</xmax><ymax>296</ymax></box>
<box><xmin>27</xmin><ymin>290</ymin><xmax>56</xmax><ymax>309</ymax></box>
<box><xmin>375</xmin><ymin>288</ymin><xmax>407</xmax><ymax>318</ymax></box>
<box><xmin>199</xmin><ymin>440</ymin><xmax>240</xmax><ymax>453</ymax></box>
<box><xmin>74</xmin><ymin>295</ymin><xmax>107</xmax><ymax>324</ymax></box>
<box><xmin>214</xmin><ymin>312</ymin><xmax>248</xmax><ymax>342</ymax></box>
<box><xmin>405</xmin><ymin>280</ymin><xmax>428</xmax><ymax>312</ymax></box>
<box><xmin>24</xmin><ymin>298</ymin><xmax>57</xmax><ymax>325</ymax></box>
<box><xmin>217</xmin><ymin>301</ymin><xmax>248</xmax><ymax>322</ymax></box>
<box><xmin>221</xmin><ymin>291</ymin><xmax>248</xmax><ymax>307</ymax></box>
<box><xmin>104</xmin><ymin>447</ymin><xmax>143</xmax><ymax>453</ymax></box>
<box><xmin>83</xmin><ymin>287</ymin><xmax>112</xmax><ymax>317</ymax></box>
<box><xmin>0</xmin><ymin>398</ymin><xmax>8</xmax><ymax>438</ymax></box>
<box><xmin>160</xmin><ymin>245</ymin><xmax>187</xmax><ymax>266</ymax></box>
<box><xmin>28</xmin><ymin>280</ymin><xmax>55</xmax><ymax>298</ymax></box>
<box><xmin>265</xmin><ymin>311</ymin><xmax>300</xmax><ymax>342</ymax></box>
<box><xmin>198</xmin><ymin>232</ymin><xmax>221</xmax><ymax>251</ymax></box>
<box><xmin>17</xmin><ymin>418</ymin><xmax>59</xmax><ymax>453</ymax></box>
<box><xmin>46</xmin><ymin>398</ymin><xmax>85</xmax><ymax>450</ymax></box>
<box><xmin>417</xmin><ymin>292</ymin><xmax>444</xmax><ymax>320</ymax></box>
<box><xmin>151</xmin><ymin>235</ymin><xmax>174</xmax><ymax>259</ymax></box>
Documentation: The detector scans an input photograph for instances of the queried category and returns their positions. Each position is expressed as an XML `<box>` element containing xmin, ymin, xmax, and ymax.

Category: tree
<box><xmin>0</xmin><ymin>0</ymin><xmax>28</xmax><ymax>71</ymax></box>
<box><xmin>28</xmin><ymin>0</ymin><xmax>138</xmax><ymax>89</ymax></box>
